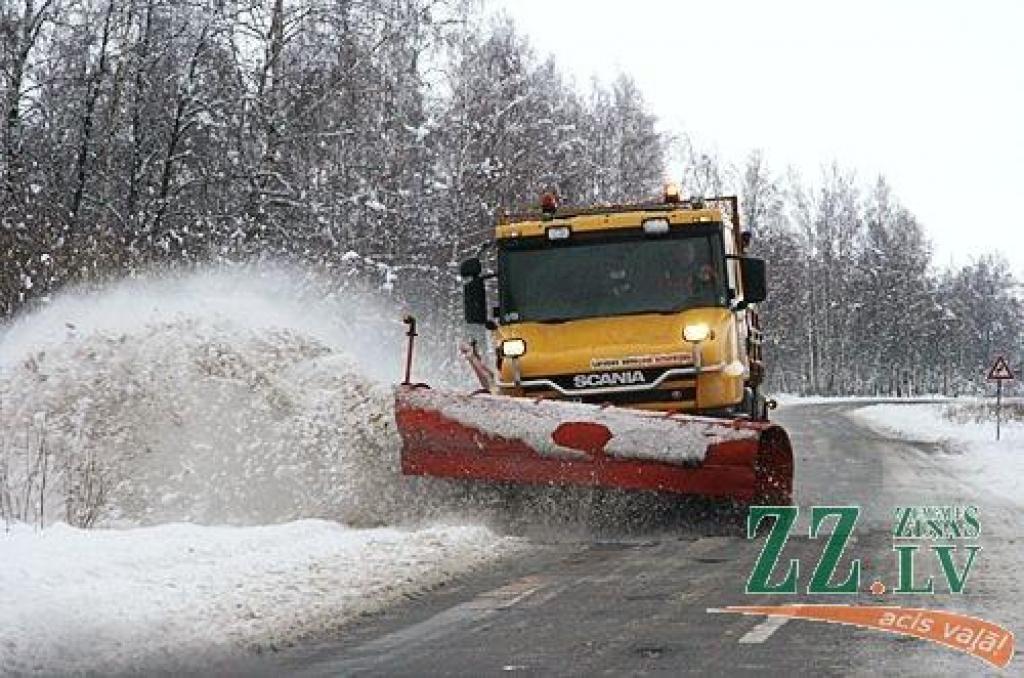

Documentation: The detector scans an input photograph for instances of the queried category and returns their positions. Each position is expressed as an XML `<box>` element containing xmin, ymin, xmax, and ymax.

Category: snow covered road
<box><xmin>268</xmin><ymin>400</ymin><xmax>1023</xmax><ymax>677</ymax></box>
<box><xmin>2</xmin><ymin>273</ymin><xmax>1020</xmax><ymax>676</ymax></box>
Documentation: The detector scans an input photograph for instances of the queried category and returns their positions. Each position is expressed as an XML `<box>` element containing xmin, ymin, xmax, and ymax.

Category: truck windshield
<box><xmin>498</xmin><ymin>231</ymin><xmax>727</xmax><ymax>323</ymax></box>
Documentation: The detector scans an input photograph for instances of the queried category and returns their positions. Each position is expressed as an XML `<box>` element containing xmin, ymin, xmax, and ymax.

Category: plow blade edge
<box><xmin>395</xmin><ymin>386</ymin><xmax>793</xmax><ymax>504</ymax></box>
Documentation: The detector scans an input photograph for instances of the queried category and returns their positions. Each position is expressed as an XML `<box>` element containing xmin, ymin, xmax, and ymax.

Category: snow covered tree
<box><xmin>0</xmin><ymin>0</ymin><xmax>1019</xmax><ymax>399</ymax></box>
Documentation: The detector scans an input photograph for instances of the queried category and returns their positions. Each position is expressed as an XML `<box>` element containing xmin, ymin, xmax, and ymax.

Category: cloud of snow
<box><xmin>0</xmin><ymin>263</ymin><xmax>724</xmax><ymax>533</ymax></box>
<box><xmin>0</xmin><ymin>266</ymin><xmax>474</xmax><ymax>528</ymax></box>
<box><xmin>0</xmin><ymin>266</ymin><xmax>545</xmax><ymax>674</ymax></box>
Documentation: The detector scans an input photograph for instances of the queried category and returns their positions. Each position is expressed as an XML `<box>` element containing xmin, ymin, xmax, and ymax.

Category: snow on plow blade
<box><xmin>395</xmin><ymin>386</ymin><xmax>793</xmax><ymax>504</ymax></box>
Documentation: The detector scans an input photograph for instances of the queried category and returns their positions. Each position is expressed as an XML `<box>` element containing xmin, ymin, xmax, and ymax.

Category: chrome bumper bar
<box><xmin>495</xmin><ymin>362</ymin><xmax>725</xmax><ymax>397</ymax></box>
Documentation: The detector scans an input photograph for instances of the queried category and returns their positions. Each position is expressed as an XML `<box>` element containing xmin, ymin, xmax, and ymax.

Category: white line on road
<box><xmin>298</xmin><ymin>574</ymin><xmax>557</xmax><ymax>675</ymax></box>
<box><xmin>738</xmin><ymin>616</ymin><xmax>790</xmax><ymax>644</ymax></box>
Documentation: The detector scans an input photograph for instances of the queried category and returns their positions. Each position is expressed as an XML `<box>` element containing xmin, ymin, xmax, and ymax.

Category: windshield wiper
<box><xmin>617</xmin><ymin>308</ymin><xmax>682</xmax><ymax>317</ymax></box>
<box><xmin>525</xmin><ymin>309</ymin><xmax>680</xmax><ymax>324</ymax></box>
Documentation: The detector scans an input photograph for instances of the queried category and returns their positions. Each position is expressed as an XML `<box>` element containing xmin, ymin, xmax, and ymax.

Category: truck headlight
<box><xmin>501</xmin><ymin>338</ymin><xmax>527</xmax><ymax>358</ymax></box>
<box><xmin>683</xmin><ymin>323</ymin><xmax>712</xmax><ymax>343</ymax></box>
<box><xmin>642</xmin><ymin>217</ymin><xmax>670</xmax><ymax>235</ymax></box>
<box><xmin>546</xmin><ymin>226</ymin><xmax>571</xmax><ymax>240</ymax></box>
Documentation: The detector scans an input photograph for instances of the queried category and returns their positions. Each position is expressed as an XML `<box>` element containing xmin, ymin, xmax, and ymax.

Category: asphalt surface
<box><xmin>266</xmin><ymin>402</ymin><xmax>1022</xmax><ymax>677</ymax></box>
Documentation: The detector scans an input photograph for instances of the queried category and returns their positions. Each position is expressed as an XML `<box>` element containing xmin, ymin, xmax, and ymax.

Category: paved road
<box><xmin>267</xmin><ymin>403</ymin><xmax>1022</xmax><ymax>676</ymax></box>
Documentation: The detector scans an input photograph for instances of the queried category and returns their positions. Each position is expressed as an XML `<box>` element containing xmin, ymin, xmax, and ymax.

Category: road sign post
<box><xmin>997</xmin><ymin>380</ymin><xmax>1002</xmax><ymax>441</ymax></box>
<box><xmin>987</xmin><ymin>356</ymin><xmax>1015</xmax><ymax>441</ymax></box>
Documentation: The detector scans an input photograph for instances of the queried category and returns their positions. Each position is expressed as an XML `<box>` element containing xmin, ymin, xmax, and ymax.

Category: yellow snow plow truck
<box><xmin>395</xmin><ymin>186</ymin><xmax>793</xmax><ymax>505</ymax></box>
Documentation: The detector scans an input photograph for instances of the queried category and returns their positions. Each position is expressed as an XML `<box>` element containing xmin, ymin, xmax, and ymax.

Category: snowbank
<box><xmin>774</xmin><ymin>393</ymin><xmax>949</xmax><ymax>407</ymax></box>
<box><xmin>0</xmin><ymin>268</ymin><xmax>465</xmax><ymax>527</ymax></box>
<box><xmin>0</xmin><ymin>520</ymin><xmax>520</xmax><ymax>675</ymax></box>
<box><xmin>851</xmin><ymin>403</ymin><xmax>1024</xmax><ymax>505</ymax></box>
<box><xmin>0</xmin><ymin>269</ymin><xmax>525</xmax><ymax>675</ymax></box>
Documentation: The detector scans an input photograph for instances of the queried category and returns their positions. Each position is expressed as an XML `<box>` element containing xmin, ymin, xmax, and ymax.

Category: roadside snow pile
<box><xmin>851</xmin><ymin>403</ymin><xmax>1024</xmax><ymax>505</ymax></box>
<box><xmin>0</xmin><ymin>520</ymin><xmax>520</xmax><ymax>675</ymax></box>
<box><xmin>775</xmin><ymin>393</ymin><xmax>948</xmax><ymax>407</ymax></box>
<box><xmin>0</xmin><ymin>268</ymin><xmax>462</xmax><ymax>527</ymax></box>
<box><xmin>0</xmin><ymin>268</ymin><xmax>523</xmax><ymax>674</ymax></box>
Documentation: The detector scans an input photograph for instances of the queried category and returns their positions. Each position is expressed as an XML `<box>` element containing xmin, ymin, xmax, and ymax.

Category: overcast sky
<box><xmin>491</xmin><ymin>0</ymin><xmax>1024</xmax><ymax>277</ymax></box>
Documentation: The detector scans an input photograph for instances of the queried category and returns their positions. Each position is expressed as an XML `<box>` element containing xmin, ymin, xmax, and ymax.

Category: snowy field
<box><xmin>851</xmin><ymin>402</ymin><xmax>1024</xmax><ymax>505</ymax></box>
<box><xmin>0</xmin><ymin>270</ymin><xmax>522</xmax><ymax>675</ymax></box>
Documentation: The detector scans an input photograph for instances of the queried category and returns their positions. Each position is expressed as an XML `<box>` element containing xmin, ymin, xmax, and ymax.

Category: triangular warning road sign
<box><xmin>988</xmin><ymin>356</ymin><xmax>1015</xmax><ymax>380</ymax></box>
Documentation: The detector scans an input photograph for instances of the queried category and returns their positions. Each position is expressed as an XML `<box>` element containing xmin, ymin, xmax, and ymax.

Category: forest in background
<box><xmin>2</xmin><ymin>0</ymin><xmax>1021</xmax><ymax>395</ymax></box>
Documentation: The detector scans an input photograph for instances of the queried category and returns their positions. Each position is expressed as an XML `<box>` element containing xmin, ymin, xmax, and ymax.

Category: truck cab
<box><xmin>461</xmin><ymin>187</ymin><xmax>769</xmax><ymax>418</ymax></box>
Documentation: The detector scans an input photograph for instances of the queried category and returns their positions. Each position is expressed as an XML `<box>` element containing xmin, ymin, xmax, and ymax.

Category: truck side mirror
<box><xmin>459</xmin><ymin>257</ymin><xmax>482</xmax><ymax>279</ymax></box>
<box><xmin>740</xmin><ymin>257</ymin><xmax>767</xmax><ymax>304</ymax></box>
<box><xmin>463</xmin><ymin>277</ymin><xmax>488</xmax><ymax>325</ymax></box>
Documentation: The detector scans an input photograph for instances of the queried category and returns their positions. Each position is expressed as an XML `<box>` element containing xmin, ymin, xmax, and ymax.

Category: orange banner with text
<box><xmin>716</xmin><ymin>605</ymin><xmax>1014</xmax><ymax>669</ymax></box>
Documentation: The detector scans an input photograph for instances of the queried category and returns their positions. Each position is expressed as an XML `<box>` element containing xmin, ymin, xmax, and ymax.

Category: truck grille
<box><xmin>521</xmin><ymin>384</ymin><xmax>696</xmax><ymax>406</ymax></box>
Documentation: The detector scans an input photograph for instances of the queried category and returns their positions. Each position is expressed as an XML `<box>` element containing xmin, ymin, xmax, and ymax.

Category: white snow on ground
<box><xmin>851</xmin><ymin>403</ymin><xmax>1024</xmax><ymax>505</ymax></box>
<box><xmin>0</xmin><ymin>268</ymin><xmax>521</xmax><ymax>675</ymax></box>
<box><xmin>774</xmin><ymin>393</ymin><xmax>949</xmax><ymax>407</ymax></box>
<box><xmin>0</xmin><ymin>520</ymin><xmax>520</xmax><ymax>675</ymax></box>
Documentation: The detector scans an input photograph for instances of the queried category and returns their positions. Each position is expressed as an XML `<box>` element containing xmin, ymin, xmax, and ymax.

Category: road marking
<box><xmin>676</xmin><ymin>571</ymin><xmax>728</xmax><ymax>604</ymax></box>
<box><xmin>469</xmin><ymin>574</ymin><xmax>547</xmax><ymax>609</ymax></box>
<box><xmin>687</xmin><ymin>536</ymin><xmax>734</xmax><ymax>556</ymax></box>
<box><xmin>299</xmin><ymin>574</ymin><xmax>555</xmax><ymax>675</ymax></box>
<box><xmin>738</xmin><ymin>615</ymin><xmax>790</xmax><ymax>644</ymax></box>
<box><xmin>520</xmin><ymin>582</ymin><xmax>569</xmax><ymax>608</ymax></box>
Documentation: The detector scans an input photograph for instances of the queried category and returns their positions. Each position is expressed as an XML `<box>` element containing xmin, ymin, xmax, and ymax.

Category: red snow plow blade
<box><xmin>395</xmin><ymin>386</ymin><xmax>793</xmax><ymax>504</ymax></box>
